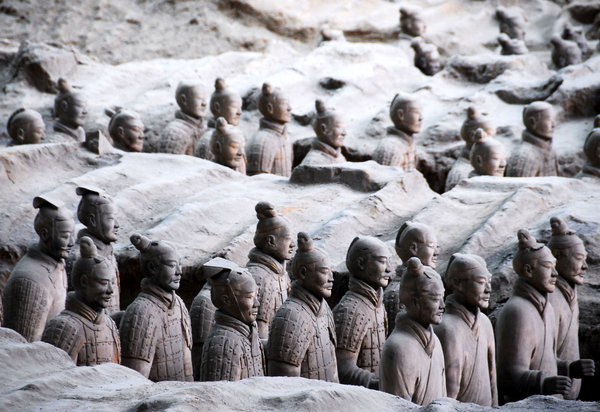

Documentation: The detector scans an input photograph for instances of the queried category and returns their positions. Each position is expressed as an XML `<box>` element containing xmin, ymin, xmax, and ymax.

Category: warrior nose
<box><xmin>106</xmin><ymin>282</ymin><xmax>114</xmax><ymax>295</ymax></box>
<box><xmin>582</xmin><ymin>260</ymin><xmax>588</xmax><ymax>270</ymax></box>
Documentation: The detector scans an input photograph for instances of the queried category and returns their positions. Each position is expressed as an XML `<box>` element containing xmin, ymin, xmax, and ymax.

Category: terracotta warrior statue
<box><xmin>53</xmin><ymin>78</ymin><xmax>88</xmax><ymax>142</ymax></box>
<box><xmin>469</xmin><ymin>128</ymin><xmax>507</xmax><ymax>177</ymax></box>
<box><xmin>300</xmin><ymin>99</ymin><xmax>347</xmax><ymax>166</ymax></box>
<box><xmin>446</xmin><ymin>107</ymin><xmax>496</xmax><ymax>191</ymax></box>
<box><xmin>160</xmin><ymin>80</ymin><xmax>208</xmax><ymax>156</ymax></box>
<box><xmin>42</xmin><ymin>237</ymin><xmax>121</xmax><ymax>365</ymax></box>
<box><xmin>380</xmin><ymin>257</ymin><xmax>446</xmax><ymax>405</ymax></box>
<box><xmin>434</xmin><ymin>253</ymin><xmax>497</xmax><ymax>406</ymax></box>
<box><xmin>551</xmin><ymin>35</ymin><xmax>582</xmax><ymax>69</ymax></box>
<box><xmin>7</xmin><ymin>108</ymin><xmax>46</xmax><ymax>145</ymax></box>
<box><xmin>105</xmin><ymin>107</ymin><xmax>145</xmax><ymax>152</ymax></box>
<box><xmin>384</xmin><ymin>221</ymin><xmax>438</xmax><ymax>329</ymax></box>
<box><xmin>399</xmin><ymin>7</ymin><xmax>426</xmax><ymax>37</ymax></box>
<box><xmin>495</xmin><ymin>7</ymin><xmax>526</xmax><ymax>41</ymax></box>
<box><xmin>246</xmin><ymin>201</ymin><xmax>295</xmax><ymax>339</ymax></box>
<box><xmin>267</xmin><ymin>232</ymin><xmax>338</xmax><ymax>382</ymax></box>
<box><xmin>547</xmin><ymin>217</ymin><xmax>595</xmax><ymax>399</ymax></box>
<box><xmin>333</xmin><ymin>237</ymin><xmax>391</xmax><ymax>389</ymax></box>
<box><xmin>562</xmin><ymin>25</ymin><xmax>592</xmax><ymax>60</ymax></box>
<box><xmin>120</xmin><ymin>234</ymin><xmax>193</xmax><ymax>381</ymax></box>
<box><xmin>498</xmin><ymin>33</ymin><xmax>528</xmax><ymax>55</ymax></box>
<box><xmin>495</xmin><ymin>229</ymin><xmax>594</xmax><ymax>403</ymax></box>
<box><xmin>210</xmin><ymin>78</ymin><xmax>242</xmax><ymax>126</ymax></box>
<box><xmin>190</xmin><ymin>267</ymin><xmax>217</xmax><ymax>380</ymax></box>
<box><xmin>210</xmin><ymin>117</ymin><xmax>246</xmax><ymax>173</ymax></box>
<box><xmin>580</xmin><ymin>115</ymin><xmax>600</xmax><ymax>178</ymax></box>
<box><xmin>2</xmin><ymin>197</ymin><xmax>74</xmax><ymax>342</ymax></box>
<box><xmin>411</xmin><ymin>37</ymin><xmax>442</xmax><ymax>76</ymax></box>
<box><xmin>200</xmin><ymin>258</ymin><xmax>265</xmax><ymax>381</ymax></box>
<box><xmin>246</xmin><ymin>83</ymin><xmax>293</xmax><ymax>176</ymax></box>
<box><xmin>505</xmin><ymin>101</ymin><xmax>559</xmax><ymax>177</ymax></box>
<box><xmin>373</xmin><ymin>93</ymin><xmax>422</xmax><ymax>170</ymax></box>
<box><xmin>68</xmin><ymin>186</ymin><xmax>121</xmax><ymax>315</ymax></box>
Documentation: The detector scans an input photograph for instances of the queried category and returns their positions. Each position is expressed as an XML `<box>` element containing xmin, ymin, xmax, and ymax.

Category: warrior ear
<box><xmin>147</xmin><ymin>260</ymin><xmax>159</xmax><ymax>277</ymax></box>
<box><xmin>61</xmin><ymin>100</ymin><xmax>69</xmax><ymax>112</ymax></box>
<box><xmin>408</xmin><ymin>241</ymin><xmax>419</xmax><ymax>257</ymax></box>
<box><xmin>475</xmin><ymin>154</ymin><xmax>483</xmax><ymax>169</ymax></box>
<box><xmin>296</xmin><ymin>265</ymin><xmax>308</xmax><ymax>282</ymax></box>
<box><xmin>319</xmin><ymin>123</ymin><xmax>327</xmax><ymax>133</ymax></box>
<box><xmin>266</xmin><ymin>234</ymin><xmax>276</xmax><ymax>248</ymax></box>
<box><xmin>39</xmin><ymin>227</ymin><xmax>50</xmax><ymax>242</ymax></box>
<box><xmin>17</xmin><ymin>128</ymin><xmax>25</xmax><ymax>139</ymax></box>
<box><xmin>117</xmin><ymin>126</ymin><xmax>124</xmax><ymax>138</ymax></box>
<box><xmin>88</xmin><ymin>213</ymin><xmax>96</xmax><ymax>228</ymax></box>
<box><xmin>522</xmin><ymin>263</ymin><xmax>533</xmax><ymax>279</ymax></box>
<box><xmin>180</xmin><ymin>93</ymin><xmax>187</xmax><ymax>106</ymax></box>
<box><xmin>356</xmin><ymin>256</ymin><xmax>365</xmax><ymax>271</ymax></box>
<box><xmin>215</xmin><ymin>141</ymin><xmax>222</xmax><ymax>153</ymax></box>
<box><xmin>266</xmin><ymin>102</ymin><xmax>274</xmax><ymax>115</ymax></box>
<box><xmin>214</xmin><ymin>101</ymin><xmax>220</xmax><ymax>112</ymax></box>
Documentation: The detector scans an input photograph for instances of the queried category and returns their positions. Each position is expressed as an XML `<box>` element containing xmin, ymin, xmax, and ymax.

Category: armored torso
<box><xmin>267</xmin><ymin>282</ymin><xmax>339</xmax><ymax>382</ymax></box>
<box><xmin>445</xmin><ymin>147</ymin><xmax>473</xmax><ymax>191</ymax></box>
<box><xmin>505</xmin><ymin>130</ymin><xmax>559</xmax><ymax>177</ymax></box>
<box><xmin>190</xmin><ymin>282</ymin><xmax>217</xmax><ymax>380</ymax></box>
<box><xmin>42</xmin><ymin>292</ymin><xmax>120</xmax><ymax>365</ymax></box>
<box><xmin>246</xmin><ymin>118</ymin><xmax>293</xmax><ymax>176</ymax></box>
<box><xmin>200</xmin><ymin>310</ymin><xmax>265</xmax><ymax>381</ymax></box>
<box><xmin>372</xmin><ymin>127</ymin><xmax>417</xmax><ymax>170</ymax></box>
<box><xmin>383</xmin><ymin>265</ymin><xmax>406</xmax><ymax>333</ymax></box>
<box><xmin>300</xmin><ymin>139</ymin><xmax>346</xmax><ymax>166</ymax></box>
<box><xmin>160</xmin><ymin>111</ymin><xmax>205</xmax><ymax>155</ymax></box>
<box><xmin>120</xmin><ymin>278</ymin><xmax>193</xmax><ymax>382</ymax></box>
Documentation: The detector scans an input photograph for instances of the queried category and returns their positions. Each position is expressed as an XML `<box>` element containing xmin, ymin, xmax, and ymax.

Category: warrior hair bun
<box><xmin>131</xmin><ymin>233</ymin><xmax>151</xmax><ymax>251</ymax></box>
<box><xmin>57</xmin><ymin>78</ymin><xmax>69</xmax><ymax>93</ymax></box>
<box><xmin>255</xmin><ymin>201</ymin><xmax>277</xmax><ymax>220</ymax></box>
<box><xmin>33</xmin><ymin>196</ymin><xmax>59</xmax><ymax>210</ymax></box>
<box><xmin>104</xmin><ymin>105</ymin><xmax>123</xmax><ymax>119</ymax></box>
<box><xmin>410</xmin><ymin>37</ymin><xmax>423</xmax><ymax>50</ymax></box>
<box><xmin>216</xmin><ymin>117</ymin><xmax>228</xmax><ymax>131</ymax></box>
<box><xmin>594</xmin><ymin>114</ymin><xmax>600</xmax><ymax>128</ymax></box>
<box><xmin>472</xmin><ymin>128</ymin><xmax>487</xmax><ymax>144</ymax></box>
<box><xmin>315</xmin><ymin>99</ymin><xmax>326</xmax><ymax>114</ymax></box>
<box><xmin>517</xmin><ymin>229</ymin><xmax>537</xmax><ymax>249</ymax></box>
<box><xmin>80</xmin><ymin>236</ymin><xmax>98</xmax><ymax>259</ymax></box>
<box><xmin>215</xmin><ymin>77</ymin><xmax>226</xmax><ymax>91</ymax></box>
<box><xmin>550</xmin><ymin>216</ymin><xmax>572</xmax><ymax>236</ymax></box>
<box><xmin>297</xmin><ymin>232</ymin><xmax>313</xmax><ymax>252</ymax></box>
<box><xmin>406</xmin><ymin>256</ymin><xmax>424</xmax><ymax>276</ymax></box>
<box><xmin>262</xmin><ymin>82</ymin><xmax>273</xmax><ymax>95</ymax></box>
<box><xmin>467</xmin><ymin>106</ymin><xmax>478</xmax><ymax>120</ymax></box>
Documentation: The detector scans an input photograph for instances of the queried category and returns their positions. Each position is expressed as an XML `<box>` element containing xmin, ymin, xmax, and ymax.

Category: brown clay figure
<box><xmin>119</xmin><ymin>234</ymin><xmax>193</xmax><ymax>381</ymax></box>
<box><xmin>2</xmin><ymin>197</ymin><xmax>74</xmax><ymax>342</ymax></box>
<box><xmin>495</xmin><ymin>229</ymin><xmax>594</xmax><ymax>402</ymax></box>
<box><xmin>105</xmin><ymin>107</ymin><xmax>145</xmax><ymax>152</ymax></box>
<box><xmin>160</xmin><ymin>80</ymin><xmax>208</xmax><ymax>156</ymax></box>
<box><xmin>495</xmin><ymin>7</ymin><xmax>526</xmax><ymax>41</ymax></box>
<box><xmin>200</xmin><ymin>258</ymin><xmax>265</xmax><ymax>381</ymax></box>
<box><xmin>498</xmin><ymin>33</ymin><xmax>528</xmax><ymax>55</ymax></box>
<box><xmin>300</xmin><ymin>100</ymin><xmax>347</xmax><ymax>166</ymax></box>
<box><xmin>469</xmin><ymin>128</ymin><xmax>507</xmax><ymax>177</ymax></box>
<box><xmin>7</xmin><ymin>108</ymin><xmax>46</xmax><ymax>145</ymax></box>
<box><xmin>333</xmin><ymin>237</ymin><xmax>391</xmax><ymax>389</ymax></box>
<box><xmin>384</xmin><ymin>221</ymin><xmax>438</xmax><ymax>330</ymax></box>
<box><xmin>562</xmin><ymin>25</ymin><xmax>591</xmax><ymax>60</ymax></box>
<box><xmin>267</xmin><ymin>233</ymin><xmax>338</xmax><ymax>382</ymax></box>
<box><xmin>53</xmin><ymin>78</ymin><xmax>88</xmax><ymax>142</ymax></box>
<box><xmin>380</xmin><ymin>257</ymin><xmax>446</xmax><ymax>404</ymax></box>
<box><xmin>411</xmin><ymin>37</ymin><xmax>442</xmax><ymax>76</ymax></box>
<box><xmin>67</xmin><ymin>187</ymin><xmax>121</xmax><ymax>315</ymax></box>
<box><xmin>373</xmin><ymin>93</ymin><xmax>422</xmax><ymax>170</ymax></box>
<box><xmin>246</xmin><ymin>83</ymin><xmax>293</xmax><ymax>176</ymax></box>
<box><xmin>580</xmin><ymin>115</ymin><xmax>600</xmax><ymax>178</ymax></box>
<box><xmin>551</xmin><ymin>36</ymin><xmax>582</xmax><ymax>69</ymax></box>
<box><xmin>434</xmin><ymin>253</ymin><xmax>497</xmax><ymax>406</ymax></box>
<box><xmin>399</xmin><ymin>7</ymin><xmax>426</xmax><ymax>37</ymax></box>
<box><xmin>210</xmin><ymin>78</ymin><xmax>242</xmax><ymax>126</ymax></box>
<box><xmin>210</xmin><ymin>117</ymin><xmax>246</xmax><ymax>173</ymax></box>
<box><xmin>446</xmin><ymin>107</ymin><xmax>496</xmax><ymax>191</ymax></box>
<box><xmin>246</xmin><ymin>201</ymin><xmax>295</xmax><ymax>339</ymax></box>
<box><xmin>505</xmin><ymin>101</ymin><xmax>559</xmax><ymax>177</ymax></box>
<box><xmin>190</xmin><ymin>280</ymin><xmax>216</xmax><ymax>381</ymax></box>
<box><xmin>547</xmin><ymin>217</ymin><xmax>595</xmax><ymax>399</ymax></box>
<box><xmin>42</xmin><ymin>237</ymin><xmax>121</xmax><ymax>365</ymax></box>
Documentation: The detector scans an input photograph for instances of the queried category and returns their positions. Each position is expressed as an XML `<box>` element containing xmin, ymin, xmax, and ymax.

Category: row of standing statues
<box><xmin>1</xmin><ymin>189</ymin><xmax>595</xmax><ymax>406</ymax></box>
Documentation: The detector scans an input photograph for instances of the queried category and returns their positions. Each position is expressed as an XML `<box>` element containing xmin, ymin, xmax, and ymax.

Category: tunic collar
<box><xmin>247</xmin><ymin>247</ymin><xmax>285</xmax><ymax>276</ymax></box>
<box><xmin>290</xmin><ymin>281</ymin><xmax>325</xmax><ymax>317</ymax></box>
<box><xmin>311</xmin><ymin>139</ymin><xmax>342</xmax><ymax>158</ymax></box>
<box><xmin>259</xmin><ymin>117</ymin><xmax>287</xmax><ymax>135</ymax></box>
<box><xmin>395</xmin><ymin>312</ymin><xmax>436</xmax><ymax>357</ymax></box>
<box><xmin>513</xmin><ymin>278</ymin><xmax>547</xmax><ymax>316</ymax></box>
<box><xmin>214</xmin><ymin>310</ymin><xmax>261</xmax><ymax>357</ymax></box>
<box><xmin>28</xmin><ymin>243</ymin><xmax>65</xmax><ymax>274</ymax></box>
<box><xmin>386</xmin><ymin>126</ymin><xmax>414</xmax><ymax>145</ymax></box>
<box><xmin>522</xmin><ymin>129</ymin><xmax>553</xmax><ymax>151</ymax></box>
<box><xmin>555</xmin><ymin>275</ymin><xmax>577</xmax><ymax>308</ymax></box>
<box><xmin>175</xmin><ymin>110</ymin><xmax>205</xmax><ymax>130</ymax></box>
<box><xmin>444</xmin><ymin>294</ymin><xmax>479</xmax><ymax>332</ymax></box>
<box><xmin>348</xmin><ymin>277</ymin><xmax>383</xmax><ymax>307</ymax></box>
<box><xmin>140</xmin><ymin>277</ymin><xmax>175</xmax><ymax>309</ymax></box>
<box><xmin>53</xmin><ymin>119</ymin><xmax>85</xmax><ymax>142</ymax></box>
<box><xmin>66</xmin><ymin>291</ymin><xmax>104</xmax><ymax>324</ymax></box>
<box><xmin>77</xmin><ymin>229</ymin><xmax>113</xmax><ymax>256</ymax></box>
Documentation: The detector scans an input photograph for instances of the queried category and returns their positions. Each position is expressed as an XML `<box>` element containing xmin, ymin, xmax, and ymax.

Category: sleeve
<box><xmin>379</xmin><ymin>338</ymin><xmax>416</xmax><ymax>400</ymax></box>
<box><xmin>333</xmin><ymin>297</ymin><xmax>369</xmax><ymax>353</ymax></box>
<box><xmin>505</xmin><ymin>145</ymin><xmax>539</xmax><ymax>177</ymax></box>
<box><xmin>247</xmin><ymin>132</ymin><xmax>276</xmax><ymax>175</ymax></box>
<box><xmin>200</xmin><ymin>332</ymin><xmax>243</xmax><ymax>382</ymax></box>
<box><xmin>42</xmin><ymin>315</ymin><xmax>84</xmax><ymax>362</ymax></box>
<box><xmin>266</xmin><ymin>303</ymin><xmax>311</xmax><ymax>367</ymax></box>
<box><xmin>485</xmin><ymin>320</ymin><xmax>498</xmax><ymax>407</ymax></box>
<box><xmin>251</xmin><ymin>268</ymin><xmax>275</xmax><ymax>325</ymax></box>
<box><xmin>159</xmin><ymin>121</ymin><xmax>191</xmax><ymax>154</ymax></box>
<box><xmin>3</xmin><ymin>277</ymin><xmax>51</xmax><ymax>342</ymax></box>
<box><xmin>434</xmin><ymin>321</ymin><xmax>462</xmax><ymax>399</ymax></box>
<box><xmin>119</xmin><ymin>299</ymin><xmax>157</xmax><ymax>363</ymax></box>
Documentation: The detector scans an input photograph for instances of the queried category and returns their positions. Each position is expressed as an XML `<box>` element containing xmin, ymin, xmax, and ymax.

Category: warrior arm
<box><xmin>379</xmin><ymin>341</ymin><xmax>415</xmax><ymax>400</ymax></box>
<box><xmin>268</xmin><ymin>360</ymin><xmax>301</xmax><ymax>377</ymax></box>
<box><xmin>121</xmin><ymin>357</ymin><xmax>152</xmax><ymax>378</ymax></box>
<box><xmin>3</xmin><ymin>277</ymin><xmax>51</xmax><ymax>342</ymax></box>
<box><xmin>257</xmin><ymin>319</ymin><xmax>269</xmax><ymax>340</ymax></box>
<box><xmin>434</xmin><ymin>324</ymin><xmax>461</xmax><ymax>399</ymax></box>
<box><xmin>336</xmin><ymin>348</ymin><xmax>377</xmax><ymax>388</ymax></box>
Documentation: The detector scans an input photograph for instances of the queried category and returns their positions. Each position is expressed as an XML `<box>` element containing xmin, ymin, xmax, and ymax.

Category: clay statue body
<box><xmin>2</xmin><ymin>197</ymin><xmax>74</xmax><ymax>342</ymax></box>
<box><xmin>434</xmin><ymin>253</ymin><xmax>497</xmax><ymax>406</ymax></box>
<box><xmin>384</xmin><ymin>221</ymin><xmax>438</xmax><ymax>329</ymax></box>
<box><xmin>53</xmin><ymin>78</ymin><xmax>87</xmax><ymax>142</ymax></box>
<box><xmin>495</xmin><ymin>7</ymin><xmax>526</xmax><ymax>40</ymax></box>
<box><xmin>380</xmin><ymin>257</ymin><xmax>447</xmax><ymax>405</ymax></box>
<box><xmin>246</xmin><ymin>83</ymin><xmax>293</xmax><ymax>176</ymax></box>
<box><xmin>210</xmin><ymin>117</ymin><xmax>246</xmax><ymax>173</ymax></box>
<box><xmin>68</xmin><ymin>186</ymin><xmax>121</xmax><ymax>315</ymax></box>
<box><xmin>300</xmin><ymin>100</ymin><xmax>347</xmax><ymax>166</ymax></box>
<box><xmin>190</xmin><ymin>281</ymin><xmax>216</xmax><ymax>380</ymax></box>
<box><xmin>399</xmin><ymin>7</ymin><xmax>426</xmax><ymax>37</ymax></box>
<box><xmin>120</xmin><ymin>234</ymin><xmax>193</xmax><ymax>382</ymax></box>
<box><xmin>562</xmin><ymin>25</ymin><xmax>591</xmax><ymax>60</ymax></box>
<box><xmin>200</xmin><ymin>258</ymin><xmax>265</xmax><ymax>381</ymax></box>
<box><xmin>333</xmin><ymin>237</ymin><xmax>391</xmax><ymax>389</ymax></box>
<box><xmin>551</xmin><ymin>36</ymin><xmax>582</xmax><ymax>69</ymax></box>
<box><xmin>373</xmin><ymin>93</ymin><xmax>422</xmax><ymax>170</ymax></box>
<box><xmin>267</xmin><ymin>233</ymin><xmax>339</xmax><ymax>382</ymax></box>
<box><xmin>105</xmin><ymin>107</ymin><xmax>145</xmax><ymax>152</ymax></box>
<box><xmin>42</xmin><ymin>237</ymin><xmax>121</xmax><ymax>366</ymax></box>
<box><xmin>446</xmin><ymin>107</ymin><xmax>495</xmax><ymax>191</ymax></box>
<box><xmin>505</xmin><ymin>101</ymin><xmax>559</xmax><ymax>177</ymax></box>
<box><xmin>246</xmin><ymin>201</ymin><xmax>295</xmax><ymax>339</ymax></box>
<box><xmin>469</xmin><ymin>128</ymin><xmax>507</xmax><ymax>177</ymax></box>
<box><xmin>498</xmin><ymin>33</ymin><xmax>528</xmax><ymax>55</ymax></box>
<box><xmin>7</xmin><ymin>108</ymin><xmax>46</xmax><ymax>145</ymax></box>
<box><xmin>547</xmin><ymin>217</ymin><xmax>591</xmax><ymax>399</ymax></box>
<box><xmin>495</xmin><ymin>229</ymin><xmax>594</xmax><ymax>403</ymax></box>
<box><xmin>411</xmin><ymin>38</ymin><xmax>442</xmax><ymax>76</ymax></box>
<box><xmin>580</xmin><ymin>115</ymin><xmax>600</xmax><ymax>178</ymax></box>
<box><xmin>160</xmin><ymin>80</ymin><xmax>208</xmax><ymax>155</ymax></box>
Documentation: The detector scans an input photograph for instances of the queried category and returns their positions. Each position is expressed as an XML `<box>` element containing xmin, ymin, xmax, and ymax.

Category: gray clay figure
<box><xmin>105</xmin><ymin>106</ymin><xmax>145</xmax><ymax>152</ymax></box>
<box><xmin>469</xmin><ymin>128</ymin><xmax>507</xmax><ymax>177</ymax></box>
<box><xmin>211</xmin><ymin>117</ymin><xmax>246</xmax><ymax>173</ymax></box>
<box><xmin>7</xmin><ymin>108</ymin><xmax>46</xmax><ymax>145</ymax></box>
<box><xmin>300</xmin><ymin>100</ymin><xmax>347</xmax><ymax>166</ymax></box>
<box><xmin>581</xmin><ymin>115</ymin><xmax>600</xmax><ymax>178</ymax></box>
<box><xmin>53</xmin><ymin>78</ymin><xmax>87</xmax><ymax>142</ymax></box>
